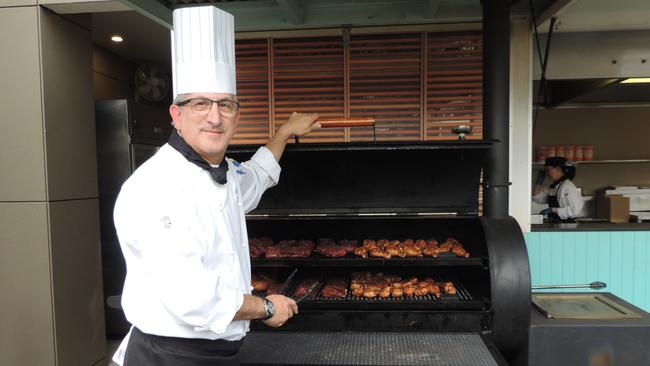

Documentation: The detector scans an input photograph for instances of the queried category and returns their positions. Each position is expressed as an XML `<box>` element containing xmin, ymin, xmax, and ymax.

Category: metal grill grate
<box><xmin>240</xmin><ymin>332</ymin><xmax>499</xmax><ymax>366</ymax></box>
<box><xmin>313</xmin><ymin>277</ymin><xmax>473</xmax><ymax>302</ymax></box>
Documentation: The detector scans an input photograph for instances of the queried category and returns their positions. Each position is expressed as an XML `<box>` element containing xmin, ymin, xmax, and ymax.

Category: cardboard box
<box><xmin>623</xmin><ymin>193</ymin><xmax>650</xmax><ymax>211</ymax></box>
<box><xmin>597</xmin><ymin>195</ymin><xmax>630</xmax><ymax>223</ymax></box>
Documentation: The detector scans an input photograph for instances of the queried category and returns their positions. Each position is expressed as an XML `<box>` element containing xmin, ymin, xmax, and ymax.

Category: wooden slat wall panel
<box><xmin>349</xmin><ymin>33</ymin><xmax>422</xmax><ymax>141</ymax></box>
<box><xmin>233</xmin><ymin>39</ymin><xmax>270</xmax><ymax>145</ymax></box>
<box><xmin>425</xmin><ymin>32</ymin><xmax>483</xmax><ymax>140</ymax></box>
<box><xmin>230</xmin><ymin>31</ymin><xmax>484</xmax><ymax>144</ymax></box>
<box><xmin>272</xmin><ymin>37</ymin><xmax>345</xmax><ymax>143</ymax></box>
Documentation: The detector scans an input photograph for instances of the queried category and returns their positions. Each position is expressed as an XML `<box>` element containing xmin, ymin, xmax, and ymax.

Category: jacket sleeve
<box><xmin>235</xmin><ymin>146</ymin><xmax>281</xmax><ymax>213</ymax></box>
<box><xmin>114</xmin><ymin>187</ymin><xmax>244</xmax><ymax>335</ymax></box>
<box><xmin>532</xmin><ymin>188</ymin><xmax>549</xmax><ymax>204</ymax></box>
<box><xmin>556</xmin><ymin>182</ymin><xmax>584</xmax><ymax>220</ymax></box>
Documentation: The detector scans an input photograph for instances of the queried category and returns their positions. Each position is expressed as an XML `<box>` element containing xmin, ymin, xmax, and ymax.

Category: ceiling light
<box><xmin>111</xmin><ymin>34</ymin><xmax>124</xmax><ymax>43</ymax></box>
<box><xmin>621</xmin><ymin>78</ymin><xmax>650</xmax><ymax>84</ymax></box>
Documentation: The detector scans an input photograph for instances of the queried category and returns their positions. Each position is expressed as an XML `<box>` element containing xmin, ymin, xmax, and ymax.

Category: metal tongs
<box><xmin>532</xmin><ymin>281</ymin><xmax>606</xmax><ymax>290</ymax></box>
<box><xmin>293</xmin><ymin>281</ymin><xmax>321</xmax><ymax>304</ymax></box>
<box><xmin>278</xmin><ymin>269</ymin><xmax>298</xmax><ymax>295</ymax></box>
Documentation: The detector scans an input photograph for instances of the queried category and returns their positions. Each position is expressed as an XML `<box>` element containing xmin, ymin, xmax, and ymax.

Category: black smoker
<box><xmin>229</xmin><ymin>141</ymin><xmax>530</xmax><ymax>366</ymax></box>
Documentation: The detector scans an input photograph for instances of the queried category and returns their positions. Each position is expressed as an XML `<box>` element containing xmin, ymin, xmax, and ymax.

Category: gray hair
<box><xmin>173</xmin><ymin>94</ymin><xmax>190</xmax><ymax>105</ymax></box>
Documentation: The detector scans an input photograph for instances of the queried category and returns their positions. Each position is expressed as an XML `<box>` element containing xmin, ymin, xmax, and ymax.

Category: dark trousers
<box><xmin>124</xmin><ymin>327</ymin><xmax>243</xmax><ymax>366</ymax></box>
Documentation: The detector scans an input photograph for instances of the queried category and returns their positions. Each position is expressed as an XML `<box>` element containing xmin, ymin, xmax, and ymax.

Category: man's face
<box><xmin>169</xmin><ymin>93</ymin><xmax>240</xmax><ymax>164</ymax></box>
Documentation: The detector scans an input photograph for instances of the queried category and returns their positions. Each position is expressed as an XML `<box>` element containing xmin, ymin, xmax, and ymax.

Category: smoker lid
<box><xmin>228</xmin><ymin>141</ymin><xmax>490</xmax><ymax>216</ymax></box>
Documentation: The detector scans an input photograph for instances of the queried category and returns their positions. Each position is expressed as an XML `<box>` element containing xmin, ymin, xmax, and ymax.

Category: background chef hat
<box><xmin>171</xmin><ymin>6</ymin><xmax>236</xmax><ymax>99</ymax></box>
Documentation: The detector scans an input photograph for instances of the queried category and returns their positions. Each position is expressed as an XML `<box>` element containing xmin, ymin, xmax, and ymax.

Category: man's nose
<box><xmin>205</xmin><ymin>102</ymin><xmax>222</xmax><ymax>125</ymax></box>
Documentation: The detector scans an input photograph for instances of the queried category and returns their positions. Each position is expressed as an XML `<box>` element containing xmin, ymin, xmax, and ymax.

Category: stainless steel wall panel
<box><xmin>0</xmin><ymin>202</ymin><xmax>55</xmax><ymax>365</ymax></box>
<box><xmin>40</xmin><ymin>8</ymin><xmax>98</xmax><ymax>201</ymax></box>
<box><xmin>49</xmin><ymin>199</ymin><xmax>106</xmax><ymax>366</ymax></box>
<box><xmin>0</xmin><ymin>1</ymin><xmax>37</xmax><ymax>7</ymax></box>
<box><xmin>0</xmin><ymin>6</ymin><xmax>46</xmax><ymax>202</ymax></box>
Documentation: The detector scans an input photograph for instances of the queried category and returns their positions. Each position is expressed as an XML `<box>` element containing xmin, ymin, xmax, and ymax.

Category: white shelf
<box><xmin>533</xmin><ymin>159</ymin><xmax>650</xmax><ymax>166</ymax></box>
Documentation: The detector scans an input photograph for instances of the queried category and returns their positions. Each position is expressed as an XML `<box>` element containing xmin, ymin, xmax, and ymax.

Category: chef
<box><xmin>111</xmin><ymin>6</ymin><xmax>320</xmax><ymax>366</ymax></box>
<box><xmin>533</xmin><ymin>156</ymin><xmax>584</xmax><ymax>222</ymax></box>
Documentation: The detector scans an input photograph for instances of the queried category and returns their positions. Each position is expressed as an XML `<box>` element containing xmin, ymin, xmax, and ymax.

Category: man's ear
<box><xmin>169</xmin><ymin>104</ymin><xmax>182</xmax><ymax>130</ymax></box>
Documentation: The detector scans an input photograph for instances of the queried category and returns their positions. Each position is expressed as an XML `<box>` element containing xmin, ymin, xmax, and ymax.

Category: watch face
<box><xmin>264</xmin><ymin>298</ymin><xmax>275</xmax><ymax>319</ymax></box>
<box><xmin>267</xmin><ymin>299</ymin><xmax>275</xmax><ymax>316</ymax></box>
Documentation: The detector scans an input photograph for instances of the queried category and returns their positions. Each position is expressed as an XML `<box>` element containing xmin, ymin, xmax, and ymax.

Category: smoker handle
<box><xmin>293</xmin><ymin>117</ymin><xmax>375</xmax><ymax>143</ymax></box>
<box><xmin>318</xmin><ymin>117</ymin><xmax>376</xmax><ymax>128</ymax></box>
<box><xmin>531</xmin><ymin>281</ymin><xmax>606</xmax><ymax>290</ymax></box>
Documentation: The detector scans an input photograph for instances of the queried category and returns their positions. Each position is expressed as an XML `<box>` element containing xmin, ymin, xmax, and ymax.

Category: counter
<box><xmin>532</xmin><ymin>222</ymin><xmax>650</xmax><ymax>231</ymax></box>
<box><xmin>529</xmin><ymin>292</ymin><xmax>650</xmax><ymax>366</ymax></box>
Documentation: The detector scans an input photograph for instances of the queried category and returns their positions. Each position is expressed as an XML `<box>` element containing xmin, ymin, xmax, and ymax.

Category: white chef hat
<box><xmin>171</xmin><ymin>6</ymin><xmax>236</xmax><ymax>99</ymax></box>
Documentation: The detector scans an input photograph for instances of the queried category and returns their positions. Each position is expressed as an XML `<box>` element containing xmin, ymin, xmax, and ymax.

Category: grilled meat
<box><xmin>293</xmin><ymin>278</ymin><xmax>319</xmax><ymax>298</ymax></box>
<box><xmin>321</xmin><ymin>278</ymin><xmax>347</xmax><ymax>298</ymax></box>
<box><xmin>249</xmin><ymin>237</ymin><xmax>274</xmax><ymax>258</ymax></box>
<box><xmin>264</xmin><ymin>239</ymin><xmax>314</xmax><ymax>258</ymax></box>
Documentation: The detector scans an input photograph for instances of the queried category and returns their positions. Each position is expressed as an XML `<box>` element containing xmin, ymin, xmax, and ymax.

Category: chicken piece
<box><xmin>354</xmin><ymin>246</ymin><xmax>369</xmax><ymax>258</ymax></box>
<box><xmin>415</xmin><ymin>284</ymin><xmax>429</xmax><ymax>296</ymax></box>
<box><xmin>386</xmin><ymin>245</ymin><xmax>402</xmax><ymax>257</ymax></box>
<box><xmin>379</xmin><ymin>286</ymin><xmax>391</xmax><ymax>298</ymax></box>
<box><xmin>376</xmin><ymin>239</ymin><xmax>389</xmax><ymax>247</ymax></box>
<box><xmin>403</xmin><ymin>239</ymin><xmax>414</xmax><ymax>246</ymax></box>
<box><xmin>423</xmin><ymin>246</ymin><xmax>440</xmax><ymax>257</ymax></box>
<box><xmin>431</xmin><ymin>284</ymin><xmax>441</xmax><ymax>298</ymax></box>
<box><xmin>391</xmin><ymin>282</ymin><xmax>403</xmax><ymax>289</ymax></box>
<box><xmin>452</xmin><ymin>246</ymin><xmax>470</xmax><ymax>258</ymax></box>
<box><xmin>442</xmin><ymin>281</ymin><xmax>457</xmax><ymax>295</ymax></box>
<box><xmin>403</xmin><ymin>245</ymin><xmax>422</xmax><ymax>257</ymax></box>
<box><xmin>362</xmin><ymin>239</ymin><xmax>376</xmax><ymax>247</ymax></box>
<box><xmin>403</xmin><ymin>285</ymin><xmax>416</xmax><ymax>297</ymax></box>
<box><xmin>438</xmin><ymin>240</ymin><xmax>453</xmax><ymax>252</ymax></box>
<box><xmin>369</xmin><ymin>248</ymin><xmax>391</xmax><ymax>259</ymax></box>
<box><xmin>414</xmin><ymin>239</ymin><xmax>427</xmax><ymax>249</ymax></box>
<box><xmin>352</xmin><ymin>287</ymin><xmax>364</xmax><ymax>297</ymax></box>
<box><xmin>363</xmin><ymin>289</ymin><xmax>378</xmax><ymax>298</ymax></box>
<box><xmin>391</xmin><ymin>287</ymin><xmax>404</xmax><ymax>298</ymax></box>
<box><xmin>364</xmin><ymin>239</ymin><xmax>379</xmax><ymax>251</ymax></box>
<box><xmin>403</xmin><ymin>277</ymin><xmax>418</xmax><ymax>286</ymax></box>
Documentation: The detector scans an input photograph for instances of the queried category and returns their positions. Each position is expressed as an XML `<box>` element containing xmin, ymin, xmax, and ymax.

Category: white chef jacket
<box><xmin>532</xmin><ymin>179</ymin><xmax>584</xmax><ymax>220</ymax></box>
<box><xmin>111</xmin><ymin>144</ymin><xmax>280</xmax><ymax>364</ymax></box>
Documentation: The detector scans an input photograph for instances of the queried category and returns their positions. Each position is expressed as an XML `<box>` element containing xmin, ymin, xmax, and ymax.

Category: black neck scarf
<box><xmin>168</xmin><ymin>131</ymin><xmax>228</xmax><ymax>184</ymax></box>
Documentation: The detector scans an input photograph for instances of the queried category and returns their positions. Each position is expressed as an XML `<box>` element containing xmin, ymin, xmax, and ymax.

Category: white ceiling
<box><xmin>539</xmin><ymin>0</ymin><xmax>650</xmax><ymax>32</ymax></box>
<box><xmin>92</xmin><ymin>11</ymin><xmax>171</xmax><ymax>66</ymax></box>
<box><xmin>87</xmin><ymin>0</ymin><xmax>650</xmax><ymax>67</ymax></box>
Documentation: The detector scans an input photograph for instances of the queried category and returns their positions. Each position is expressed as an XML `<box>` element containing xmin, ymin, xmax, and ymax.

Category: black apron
<box><xmin>547</xmin><ymin>181</ymin><xmax>576</xmax><ymax>223</ymax></box>
<box><xmin>124</xmin><ymin>327</ymin><xmax>243</xmax><ymax>366</ymax></box>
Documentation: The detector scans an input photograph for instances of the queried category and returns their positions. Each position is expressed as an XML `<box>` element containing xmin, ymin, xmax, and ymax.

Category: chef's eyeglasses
<box><xmin>176</xmin><ymin>98</ymin><xmax>240</xmax><ymax>118</ymax></box>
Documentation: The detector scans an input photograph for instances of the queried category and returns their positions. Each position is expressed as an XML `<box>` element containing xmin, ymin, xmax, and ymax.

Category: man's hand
<box><xmin>262</xmin><ymin>295</ymin><xmax>298</xmax><ymax>327</ymax></box>
<box><xmin>265</xmin><ymin>112</ymin><xmax>321</xmax><ymax>162</ymax></box>
<box><xmin>278</xmin><ymin>112</ymin><xmax>321</xmax><ymax>137</ymax></box>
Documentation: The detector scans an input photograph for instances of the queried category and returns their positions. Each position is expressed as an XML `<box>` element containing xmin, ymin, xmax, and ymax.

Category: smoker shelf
<box><xmin>303</xmin><ymin>279</ymin><xmax>483</xmax><ymax>310</ymax></box>
<box><xmin>251</xmin><ymin>256</ymin><xmax>485</xmax><ymax>268</ymax></box>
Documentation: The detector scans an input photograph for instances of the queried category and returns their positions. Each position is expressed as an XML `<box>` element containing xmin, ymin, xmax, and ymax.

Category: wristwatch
<box><xmin>261</xmin><ymin>297</ymin><xmax>275</xmax><ymax>320</ymax></box>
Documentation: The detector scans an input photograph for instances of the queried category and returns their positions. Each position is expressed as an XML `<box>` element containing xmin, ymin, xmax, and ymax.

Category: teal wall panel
<box><xmin>525</xmin><ymin>231</ymin><xmax>650</xmax><ymax>312</ymax></box>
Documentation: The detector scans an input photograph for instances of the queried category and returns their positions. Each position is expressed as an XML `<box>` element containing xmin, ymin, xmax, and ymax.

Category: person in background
<box><xmin>533</xmin><ymin>156</ymin><xmax>584</xmax><ymax>222</ymax></box>
<box><xmin>111</xmin><ymin>6</ymin><xmax>320</xmax><ymax>366</ymax></box>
